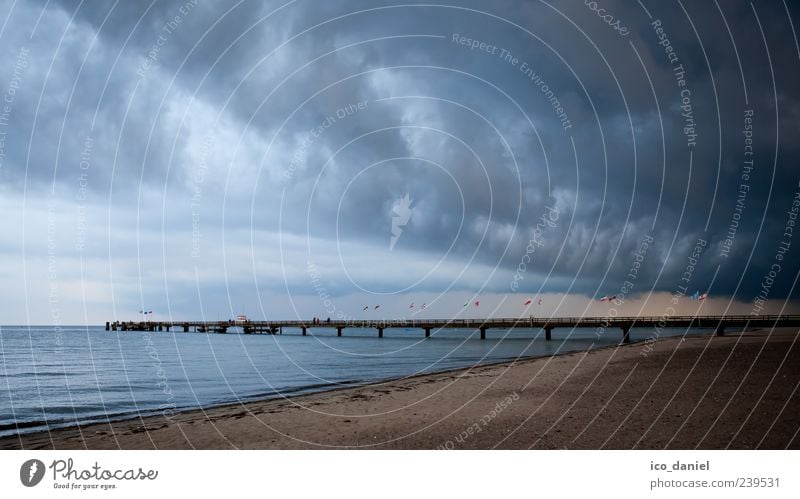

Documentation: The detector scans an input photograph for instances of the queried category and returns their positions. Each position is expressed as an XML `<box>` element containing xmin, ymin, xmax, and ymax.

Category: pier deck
<box><xmin>105</xmin><ymin>314</ymin><xmax>800</xmax><ymax>343</ymax></box>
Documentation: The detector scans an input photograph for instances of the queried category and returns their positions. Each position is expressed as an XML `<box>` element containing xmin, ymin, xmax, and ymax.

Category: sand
<box><xmin>2</xmin><ymin>329</ymin><xmax>799</xmax><ymax>450</ymax></box>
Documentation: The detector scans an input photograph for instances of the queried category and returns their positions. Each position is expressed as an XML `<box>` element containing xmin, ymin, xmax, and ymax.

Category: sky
<box><xmin>0</xmin><ymin>0</ymin><xmax>798</xmax><ymax>324</ymax></box>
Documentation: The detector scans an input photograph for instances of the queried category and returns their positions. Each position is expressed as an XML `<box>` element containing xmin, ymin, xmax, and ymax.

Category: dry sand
<box><xmin>2</xmin><ymin>329</ymin><xmax>799</xmax><ymax>450</ymax></box>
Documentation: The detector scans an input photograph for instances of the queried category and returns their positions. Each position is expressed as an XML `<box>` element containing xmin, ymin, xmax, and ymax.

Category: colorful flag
<box><xmin>523</xmin><ymin>298</ymin><xmax>533</xmax><ymax>306</ymax></box>
<box><xmin>537</xmin><ymin>298</ymin><xmax>543</xmax><ymax>305</ymax></box>
<box><xmin>421</xmin><ymin>303</ymin><xmax>427</xmax><ymax>309</ymax></box>
<box><xmin>698</xmin><ymin>293</ymin><xmax>708</xmax><ymax>301</ymax></box>
<box><xmin>409</xmin><ymin>302</ymin><xmax>415</xmax><ymax>309</ymax></box>
<box><xmin>599</xmin><ymin>296</ymin><xmax>609</xmax><ymax>302</ymax></box>
<box><xmin>363</xmin><ymin>305</ymin><xmax>369</xmax><ymax>311</ymax></box>
<box><xmin>474</xmin><ymin>300</ymin><xmax>480</xmax><ymax>307</ymax></box>
<box><xmin>463</xmin><ymin>301</ymin><xmax>469</xmax><ymax>307</ymax></box>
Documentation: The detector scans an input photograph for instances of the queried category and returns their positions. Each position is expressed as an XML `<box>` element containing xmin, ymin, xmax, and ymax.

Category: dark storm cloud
<box><xmin>1</xmin><ymin>0</ymin><xmax>798</xmax><ymax>321</ymax></box>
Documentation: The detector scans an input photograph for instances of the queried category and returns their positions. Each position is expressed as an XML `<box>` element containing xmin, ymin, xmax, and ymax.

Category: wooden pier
<box><xmin>105</xmin><ymin>314</ymin><xmax>800</xmax><ymax>343</ymax></box>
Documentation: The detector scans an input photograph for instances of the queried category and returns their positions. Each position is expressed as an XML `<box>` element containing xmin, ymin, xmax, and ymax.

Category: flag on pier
<box><xmin>523</xmin><ymin>298</ymin><xmax>533</xmax><ymax>306</ymax></box>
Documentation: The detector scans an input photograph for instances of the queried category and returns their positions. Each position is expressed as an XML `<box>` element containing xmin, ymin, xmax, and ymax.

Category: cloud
<box><xmin>0</xmin><ymin>0</ymin><xmax>798</xmax><ymax>322</ymax></box>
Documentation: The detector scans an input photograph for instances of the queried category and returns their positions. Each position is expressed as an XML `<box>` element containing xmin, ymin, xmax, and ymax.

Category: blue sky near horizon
<box><xmin>0</xmin><ymin>0</ymin><xmax>798</xmax><ymax>324</ymax></box>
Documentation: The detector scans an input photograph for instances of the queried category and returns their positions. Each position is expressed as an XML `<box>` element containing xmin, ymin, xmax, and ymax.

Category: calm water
<box><xmin>0</xmin><ymin>325</ymin><xmax>698</xmax><ymax>437</ymax></box>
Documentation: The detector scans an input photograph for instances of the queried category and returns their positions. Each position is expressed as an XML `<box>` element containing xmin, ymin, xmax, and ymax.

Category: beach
<box><xmin>2</xmin><ymin>328</ymin><xmax>798</xmax><ymax>450</ymax></box>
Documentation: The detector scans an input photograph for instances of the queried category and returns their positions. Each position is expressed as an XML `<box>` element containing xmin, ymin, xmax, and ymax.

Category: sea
<box><xmin>0</xmin><ymin>325</ymin><xmax>701</xmax><ymax>437</ymax></box>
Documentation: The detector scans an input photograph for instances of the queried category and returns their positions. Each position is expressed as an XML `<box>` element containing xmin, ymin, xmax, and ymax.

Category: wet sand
<box><xmin>2</xmin><ymin>328</ymin><xmax>799</xmax><ymax>449</ymax></box>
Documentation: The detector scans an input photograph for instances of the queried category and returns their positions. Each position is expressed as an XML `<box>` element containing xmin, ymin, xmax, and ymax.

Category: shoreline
<box><xmin>2</xmin><ymin>328</ymin><xmax>799</xmax><ymax>449</ymax></box>
<box><xmin>0</xmin><ymin>338</ymin><xmax>633</xmax><ymax>440</ymax></box>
